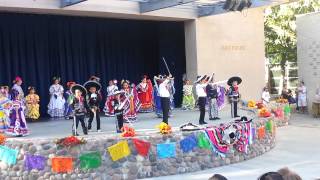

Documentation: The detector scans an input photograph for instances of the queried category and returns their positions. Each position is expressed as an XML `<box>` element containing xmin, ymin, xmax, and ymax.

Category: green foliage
<box><xmin>265</xmin><ymin>0</ymin><xmax>320</xmax><ymax>67</ymax></box>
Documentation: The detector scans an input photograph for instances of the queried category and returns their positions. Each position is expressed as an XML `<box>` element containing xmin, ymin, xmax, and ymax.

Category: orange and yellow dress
<box><xmin>25</xmin><ymin>94</ymin><xmax>40</xmax><ymax>120</ymax></box>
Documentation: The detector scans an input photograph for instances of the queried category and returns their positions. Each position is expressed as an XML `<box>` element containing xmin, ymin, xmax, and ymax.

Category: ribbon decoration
<box><xmin>24</xmin><ymin>154</ymin><xmax>46</xmax><ymax>171</ymax></box>
<box><xmin>79</xmin><ymin>152</ymin><xmax>101</xmax><ymax>170</ymax></box>
<box><xmin>157</xmin><ymin>143</ymin><xmax>176</xmax><ymax>159</ymax></box>
<box><xmin>180</xmin><ymin>134</ymin><xmax>197</xmax><ymax>153</ymax></box>
<box><xmin>51</xmin><ymin>157</ymin><xmax>73</xmax><ymax>173</ymax></box>
<box><xmin>0</xmin><ymin>145</ymin><xmax>18</xmax><ymax>165</ymax></box>
<box><xmin>107</xmin><ymin>141</ymin><xmax>131</xmax><ymax>161</ymax></box>
<box><xmin>132</xmin><ymin>139</ymin><xmax>151</xmax><ymax>157</ymax></box>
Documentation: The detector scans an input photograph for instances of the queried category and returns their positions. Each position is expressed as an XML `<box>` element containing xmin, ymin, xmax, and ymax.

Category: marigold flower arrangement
<box><xmin>0</xmin><ymin>134</ymin><xmax>6</xmax><ymax>145</ymax></box>
<box><xmin>156</xmin><ymin>122</ymin><xmax>172</xmax><ymax>134</ymax></box>
<box><xmin>55</xmin><ymin>136</ymin><xmax>86</xmax><ymax>147</ymax></box>
<box><xmin>259</xmin><ymin>107</ymin><xmax>271</xmax><ymax>117</ymax></box>
<box><xmin>276</xmin><ymin>98</ymin><xmax>288</xmax><ymax>104</ymax></box>
<box><xmin>121</xmin><ymin>125</ymin><xmax>136</xmax><ymax>137</ymax></box>
<box><xmin>256</xmin><ymin>102</ymin><xmax>265</xmax><ymax>109</ymax></box>
<box><xmin>247</xmin><ymin>100</ymin><xmax>256</xmax><ymax>108</ymax></box>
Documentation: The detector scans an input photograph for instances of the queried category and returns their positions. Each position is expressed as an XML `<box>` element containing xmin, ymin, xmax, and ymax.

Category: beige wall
<box><xmin>297</xmin><ymin>12</ymin><xmax>320</xmax><ymax>112</ymax></box>
<box><xmin>187</xmin><ymin>8</ymin><xmax>266</xmax><ymax>100</ymax></box>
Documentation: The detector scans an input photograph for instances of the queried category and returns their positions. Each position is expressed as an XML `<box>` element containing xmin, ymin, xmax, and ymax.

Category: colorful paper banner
<box><xmin>265</xmin><ymin>120</ymin><xmax>273</xmax><ymax>134</ymax></box>
<box><xmin>157</xmin><ymin>143</ymin><xmax>176</xmax><ymax>159</ymax></box>
<box><xmin>284</xmin><ymin>105</ymin><xmax>291</xmax><ymax>116</ymax></box>
<box><xmin>251</xmin><ymin>127</ymin><xmax>256</xmax><ymax>141</ymax></box>
<box><xmin>0</xmin><ymin>145</ymin><xmax>18</xmax><ymax>165</ymax></box>
<box><xmin>132</xmin><ymin>139</ymin><xmax>151</xmax><ymax>157</ymax></box>
<box><xmin>51</xmin><ymin>157</ymin><xmax>73</xmax><ymax>173</ymax></box>
<box><xmin>258</xmin><ymin>126</ymin><xmax>265</xmax><ymax>140</ymax></box>
<box><xmin>79</xmin><ymin>152</ymin><xmax>101</xmax><ymax>170</ymax></box>
<box><xmin>107</xmin><ymin>140</ymin><xmax>131</xmax><ymax>161</ymax></box>
<box><xmin>197</xmin><ymin>132</ymin><xmax>211</xmax><ymax>149</ymax></box>
<box><xmin>25</xmin><ymin>154</ymin><xmax>46</xmax><ymax>171</ymax></box>
<box><xmin>180</xmin><ymin>134</ymin><xmax>197</xmax><ymax>153</ymax></box>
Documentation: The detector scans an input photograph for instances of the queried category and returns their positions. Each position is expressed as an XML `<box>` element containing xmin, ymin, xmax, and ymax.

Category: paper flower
<box><xmin>121</xmin><ymin>125</ymin><xmax>136</xmax><ymax>137</ymax></box>
<box><xmin>156</xmin><ymin>122</ymin><xmax>172</xmax><ymax>134</ymax></box>
<box><xmin>256</xmin><ymin>102</ymin><xmax>265</xmax><ymax>109</ymax></box>
<box><xmin>55</xmin><ymin>136</ymin><xmax>86</xmax><ymax>147</ymax></box>
<box><xmin>0</xmin><ymin>134</ymin><xmax>6</xmax><ymax>145</ymax></box>
<box><xmin>247</xmin><ymin>100</ymin><xmax>256</xmax><ymax>108</ymax></box>
<box><xmin>259</xmin><ymin>107</ymin><xmax>271</xmax><ymax>117</ymax></box>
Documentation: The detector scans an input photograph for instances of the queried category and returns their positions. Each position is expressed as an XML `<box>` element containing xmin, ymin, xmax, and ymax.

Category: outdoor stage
<box><xmin>17</xmin><ymin>107</ymin><xmax>253</xmax><ymax>140</ymax></box>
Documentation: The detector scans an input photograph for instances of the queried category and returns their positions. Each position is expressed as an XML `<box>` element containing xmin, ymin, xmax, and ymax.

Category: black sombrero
<box><xmin>71</xmin><ymin>84</ymin><xmax>87</xmax><ymax>96</ymax></box>
<box><xmin>227</xmin><ymin>76</ymin><xmax>242</xmax><ymax>86</ymax></box>
<box><xmin>84</xmin><ymin>80</ymin><xmax>102</xmax><ymax>91</ymax></box>
<box><xmin>194</xmin><ymin>75</ymin><xmax>207</xmax><ymax>84</ymax></box>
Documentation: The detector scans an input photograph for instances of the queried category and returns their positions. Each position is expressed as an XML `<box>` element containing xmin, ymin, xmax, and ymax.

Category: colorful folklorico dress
<box><xmin>182</xmin><ymin>84</ymin><xmax>195</xmax><ymax>110</ymax></box>
<box><xmin>0</xmin><ymin>96</ymin><xmax>11</xmax><ymax>131</ymax></box>
<box><xmin>122</xmin><ymin>85</ymin><xmax>141</xmax><ymax>122</ymax></box>
<box><xmin>136</xmin><ymin>80</ymin><xmax>153</xmax><ymax>113</ymax></box>
<box><xmin>64</xmin><ymin>89</ymin><xmax>74</xmax><ymax>119</ymax></box>
<box><xmin>104</xmin><ymin>85</ymin><xmax>118</xmax><ymax>116</ymax></box>
<box><xmin>25</xmin><ymin>94</ymin><xmax>40</xmax><ymax>120</ymax></box>
<box><xmin>47</xmin><ymin>84</ymin><xmax>65</xmax><ymax>117</ymax></box>
<box><xmin>6</xmin><ymin>100</ymin><xmax>29</xmax><ymax>136</ymax></box>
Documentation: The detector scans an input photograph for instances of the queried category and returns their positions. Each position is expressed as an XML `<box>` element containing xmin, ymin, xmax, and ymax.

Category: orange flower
<box><xmin>0</xmin><ymin>134</ymin><xmax>6</xmax><ymax>145</ymax></box>
<box><xmin>121</xmin><ymin>125</ymin><xmax>136</xmax><ymax>137</ymax></box>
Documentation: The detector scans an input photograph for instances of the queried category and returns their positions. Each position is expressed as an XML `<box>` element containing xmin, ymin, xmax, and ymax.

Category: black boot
<box><xmin>83</xmin><ymin>127</ymin><xmax>88</xmax><ymax>135</ymax></box>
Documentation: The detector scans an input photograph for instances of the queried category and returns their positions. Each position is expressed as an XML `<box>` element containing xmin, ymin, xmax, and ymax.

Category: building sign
<box><xmin>221</xmin><ymin>45</ymin><xmax>246</xmax><ymax>51</ymax></box>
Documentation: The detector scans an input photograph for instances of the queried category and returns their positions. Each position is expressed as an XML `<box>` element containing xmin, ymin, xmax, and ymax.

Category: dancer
<box><xmin>206</xmin><ymin>76</ymin><xmax>220</xmax><ymax>120</ymax></box>
<box><xmin>12</xmin><ymin>76</ymin><xmax>24</xmax><ymax>101</ymax></box>
<box><xmin>1</xmin><ymin>86</ymin><xmax>10</xmax><ymax>99</ymax></box>
<box><xmin>0</xmin><ymin>87</ymin><xmax>11</xmax><ymax>131</ymax></box>
<box><xmin>154</xmin><ymin>74</ymin><xmax>174</xmax><ymax>124</ymax></box>
<box><xmin>121</xmin><ymin>80</ymin><xmax>140</xmax><ymax>122</ymax></box>
<box><xmin>112</xmin><ymin>90</ymin><xmax>126</xmax><ymax>133</ymax></box>
<box><xmin>182</xmin><ymin>79</ymin><xmax>195</xmax><ymax>110</ymax></box>
<box><xmin>84</xmin><ymin>80</ymin><xmax>102</xmax><ymax>132</ymax></box>
<box><xmin>48</xmin><ymin>77</ymin><xmax>65</xmax><ymax>118</ymax></box>
<box><xmin>227</xmin><ymin>76</ymin><xmax>242</xmax><ymax>118</ymax></box>
<box><xmin>195</xmin><ymin>75</ymin><xmax>211</xmax><ymax>125</ymax></box>
<box><xmin>64</xmin><ymin>81</ymin><xmax>76</xmax><ymax>120</ymax></box>
<box><xmin>136</xmin><ymin>75</ymin><xmax>153</xmax><ymax>113</ymax></box>
<box><xmin>6</xmin><ymin>89</ymin><xmax>29</xmax><ymax>137</ymax></box>
<box><xmin>153</xmin><ymin>75</ymin><xmax>175</xmax><ymax>118</ymax></box>
<box><xmin>70</xmin><ymin>84</ymin><xmax>88</xmax><ymax>136</ymax></box>
<box><xmin>297</xmin><ymin>81</ymin><xmax>307</xmax><ymax>113</ymax></box>
<box><xmin>104</xmin><ymin>80</ymin><xmax>118</xmax><ymax>116</ymax></box>
<box><xmin>25</xmin><ymin>87</ymin><xmax>40</xmax><ymax>121</ymax></box>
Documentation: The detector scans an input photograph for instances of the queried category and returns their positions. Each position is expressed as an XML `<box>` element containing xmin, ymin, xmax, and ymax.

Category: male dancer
<box><xmin>84</xmin><ymin>80</ymin><xmax>102</xmax><ymax>132</ymax></box>
<box><xmin>206</xmin><ymin>76</ymin><xmax>220</xmax><ymax>120</ymax></box>
<box><xmin>227</xmin><ymin>76</ymin><xmax>242</xmax><ymax>118</ymax></box>
<box><xmin>70</xmin><ymin>84</ymin><xmax>88</xmax><ymax>136</ymax></box>
<box><xmin>196</xmin><ymin>75</ymin><xmax>212</xmax><ymax>125</ymax></box>
<box><xmin>156</xmin><ymin>74</ymin><xmax>174</xmax><ymax>124</ymax></box>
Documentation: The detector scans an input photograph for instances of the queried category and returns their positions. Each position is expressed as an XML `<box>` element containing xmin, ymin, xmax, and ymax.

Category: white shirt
<box><xmin>298</xmin><ymin>86</ymin><xmax>307</xmax><ymax>99</ymax></box>
<box><xmin>196</xmin><ymin>83</ymin><xmax>207</xmax><ymax>97</ymax></box>
<box><xmin>159</xmin><ymin>79</ymin><xmax>170</xmax><ymax>98</ymax></box>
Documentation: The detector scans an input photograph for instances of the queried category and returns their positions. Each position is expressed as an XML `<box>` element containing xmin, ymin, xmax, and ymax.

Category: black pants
<box><xmin>88</xmin><ymin>110</ymin><xmax>100</xmax><ymax>130</ymax></box>
<box><xmin>73</xmin><ymin>115</ymin><xmax>87</xmax><ymax>134</ymax></box>
<box><xmin>231</xmin><ymin>101</ymin><xmax>238</xmax><ymax>118</ymax></box>
<box><xmin>198</xmin><ymin>97</ymin><xmax>206</xmax><ymax>123</ymax></box>
<box><xmin>161</xmin><ymin>97</ymin><xmax>170</xmax><ymax>124</ymax></box>
<box><xmin>115</xmin><ymin>110</ymin><xmax>124</xmax><ymax>132</ymax></box>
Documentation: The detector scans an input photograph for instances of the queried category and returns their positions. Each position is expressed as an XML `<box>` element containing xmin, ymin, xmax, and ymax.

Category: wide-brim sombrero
<box><xmin>227</xmin><ymin>76</ymin><xmax>242</xmax><ymax>86</ymax></box>
<box><xmin>113</xmin><ymin>90</ymin><xmax>125</xmax><ymax>95</ymax></box>
<box><xmin>71</xmin><ymin>84</ymin><xmax>87</xmax><ymax>96</ymax></box>
<box><xmin>194</xmin><ymin>75</ymin><xmax>207</xmax><ymax>84</ymax></box>
<box><xmin>180</xmin><ymin>123</ymin><xmax>202</xmax><ymax>131</ymax></box>
<box><xmin>84</xmin><ymin>80</ymin><xmax>102</xmax><ymax>91</ymax></box>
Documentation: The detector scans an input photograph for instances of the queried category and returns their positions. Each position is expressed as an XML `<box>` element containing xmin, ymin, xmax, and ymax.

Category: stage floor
<box><xmin>13</xmin><ymin>107</ymin><xmax>253</xmax><ymax>140</ymax></box>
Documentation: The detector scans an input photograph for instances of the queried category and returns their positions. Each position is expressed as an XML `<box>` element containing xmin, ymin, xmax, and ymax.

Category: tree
<box><xmin>265</xmin><ymin>0</ymin><xmax>320</xmax><ymax>91</ymax></box>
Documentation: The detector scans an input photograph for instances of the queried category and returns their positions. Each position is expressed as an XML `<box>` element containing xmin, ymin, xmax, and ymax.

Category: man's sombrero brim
<box><xmin>194</xmin><ymin>75</ymin><xmax>207</xmax><ymax>84</ymax></box>
<box><xmin>71</xmin><ymin>84</ymin><xmax>87</xmax><ymax>95</ymax></box>
<box><xmin>227</xmin><ymin>76</ymin><xmax>242</xmax><ymax>86</ymax></box>
<box><xmin>113</xmin><ymin>90</ymin><xmax>125</xmax><ymax>95</ymax></box>
<box><xmin>84</xmin><ymin>81</ymin><xmax>102</xmax><ymax>91</ymax></box>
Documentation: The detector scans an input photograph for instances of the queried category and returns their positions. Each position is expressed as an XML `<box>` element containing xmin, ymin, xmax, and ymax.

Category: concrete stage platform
<box><xmin>15</xmin><ymin>107</ymin><xmax>253</xmax><ymax>140</ymax></box>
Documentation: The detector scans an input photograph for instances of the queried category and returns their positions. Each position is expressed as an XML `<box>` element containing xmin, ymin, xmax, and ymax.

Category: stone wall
<box><xmin>0</xmin><ymin>109</ymin><xmax>289</xmax><ymax>180</ymax></box>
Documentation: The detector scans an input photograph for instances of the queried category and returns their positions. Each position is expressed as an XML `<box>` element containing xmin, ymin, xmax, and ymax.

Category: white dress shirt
<box><xmin>196</xmin><ymin>83</ymin><xmax>207</xmax><ymax>97</ymax></box>
<box><xmin>159</xmin><ymin>79</ymin><xmax>170</xmax><ymax>98</ymax></box>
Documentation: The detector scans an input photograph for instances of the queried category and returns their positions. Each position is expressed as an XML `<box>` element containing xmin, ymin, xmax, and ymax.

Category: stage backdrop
<box><xmin>0</xmin><ymin>12</ymin><xmax>186</xmax><ymax>116</ymax></box>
